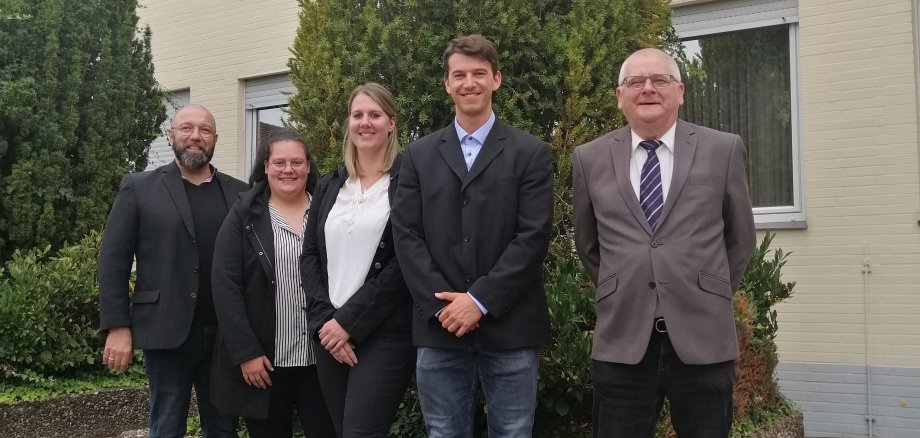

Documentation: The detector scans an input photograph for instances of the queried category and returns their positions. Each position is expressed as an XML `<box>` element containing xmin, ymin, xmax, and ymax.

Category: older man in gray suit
<box><xmin>572</xmin><ymin>48</ymin><xmax>756</xmax><ymax>437</ymax></box>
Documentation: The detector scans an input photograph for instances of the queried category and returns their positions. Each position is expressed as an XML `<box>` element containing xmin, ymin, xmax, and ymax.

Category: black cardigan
<box><xmin>300</xmin><ymin>156</ymin><xmax>411</xmax><ymax>345</ymax></box>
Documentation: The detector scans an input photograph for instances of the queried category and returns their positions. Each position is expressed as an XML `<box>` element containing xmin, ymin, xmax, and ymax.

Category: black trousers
<box><xmin>313</xmin><ymin>332</ymin><xmax>415</xmax><ymax>438</ymax></box>
<box><xmin>592</xmin><ymin>328</ymin><xmax>735</xmax><ymax>438</ymax></box>
<box><xmin>243</xmin><ymin>365</ymin><xmax>336</xmax><ymax>438</ymax></box>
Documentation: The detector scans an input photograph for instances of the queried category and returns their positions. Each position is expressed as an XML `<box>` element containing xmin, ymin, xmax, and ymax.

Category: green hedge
<box><xmin>0</xmin><ymin>233</ymin><xmax>102</xmax><ymax>381</ymax></box>
<box><xmin>0</xmin><ymin>231</ymin><xmax>794</xmax><ymax>437</ymax></box>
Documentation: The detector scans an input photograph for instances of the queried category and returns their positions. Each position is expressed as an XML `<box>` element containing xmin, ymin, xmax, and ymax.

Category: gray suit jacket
<box><xmin>572</xmin><ymin>119</ymin><xmax>755</xmax><ymax>365</ymax></box>
<box><xmin>98</xmin><ymin>161</ymin><xmax>248</xmax><ymax>349</ymax></box>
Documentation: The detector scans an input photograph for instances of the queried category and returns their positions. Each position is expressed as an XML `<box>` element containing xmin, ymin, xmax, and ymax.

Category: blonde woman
<box><xmin>301</xmin><ymin>83</ymin><xmax>414</xmax><ymax>437</ymax></box>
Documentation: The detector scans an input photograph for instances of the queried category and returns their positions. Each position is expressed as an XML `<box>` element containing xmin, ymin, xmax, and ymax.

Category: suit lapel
<box><xmin>462</xmin><ymin>121</ymin><xmax>506</xmax><ymax>192</ymax></box>
<box><xmin>611</xmin><ymin>128</ymin><xmax>653</xmax><ymax>235</ymax></box>
<box><xmin>659</xmin><ymin>120</ymin><xmax>697</xmax><ymax>228</ymax></box>
<box><xmin>162</xmin><ymin>162</ymin><xmax>196</xmax><ymax>239</ymax></box>
<box><xmin>438</xmin><ymin>124</ymin><xmax>468</xmax><ymax>183</ymax></box>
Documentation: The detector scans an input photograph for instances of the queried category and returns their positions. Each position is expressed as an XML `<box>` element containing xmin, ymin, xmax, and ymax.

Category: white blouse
<box><xmin>325</xmin><ymin>176</ymin><xmax>390</xmax><ymax>308</ymax></box>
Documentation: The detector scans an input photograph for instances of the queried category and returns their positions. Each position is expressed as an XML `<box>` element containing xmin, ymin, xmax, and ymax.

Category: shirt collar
<box><xmin>630</xmin><ymin>122</ymin><xmax>677</xmax><ymax>155</ymax></box>
<box><xmin>455</xmin><ymin>112</ymin><xmax>496</xmax><ymax>145</ymax></box>
<box><xmin>180</xmin><ymin>164</ymin><xmax>218</xmax><ymax>183</ymax></box>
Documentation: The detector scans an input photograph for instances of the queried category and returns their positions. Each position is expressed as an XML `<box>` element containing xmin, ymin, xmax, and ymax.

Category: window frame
<box><xmin>673</xmin><ymin>0</ymin><xmax>805</xmax><ymax>229</ymax></box>
<box><xmin>243</xmin><ymin>74</ymin><xmax>295</xmax><ymax>179</ymax></box>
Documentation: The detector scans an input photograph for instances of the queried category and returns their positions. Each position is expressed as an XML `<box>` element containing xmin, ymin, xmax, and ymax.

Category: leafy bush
<box><xmin>0</xmin><ymin>232</ymin><xmax>102</xmax><ymax>381</ymax></box>
<box><xmin>535</xmin><ymin>254</ymin><xmax>594</xmax><ymax>435</ymax></box>
<box><xmin>731</xmin><ymin>231</ymin><xmax>796</xmax><ymax>436</ymax></box>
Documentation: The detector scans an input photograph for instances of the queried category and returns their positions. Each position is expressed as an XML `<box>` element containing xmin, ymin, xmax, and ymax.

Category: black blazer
<box><xmin>300</xmin><ymin>156</ymin><xmax>411</xmax><ymax>345</ymax></box>
<box><xmin>98</xmin><ymin>161</ymin><xmax>248</xmax><ymax>349</ymax></box>
<box><xmin>209</xmin><ymin>180</ymin><xmax>283</xmax><ymax>419</ymax></box>
<box><xmin>391</xmin><ymin>119</ymin><xmax>554</xmax><ymax>350</ymax></box>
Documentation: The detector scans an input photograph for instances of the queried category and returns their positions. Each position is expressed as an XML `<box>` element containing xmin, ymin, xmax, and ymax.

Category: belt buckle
<box><xmin>654</xmin><ymin>318</ymin><xmax>667</xmax><ymax>333</ymax></box>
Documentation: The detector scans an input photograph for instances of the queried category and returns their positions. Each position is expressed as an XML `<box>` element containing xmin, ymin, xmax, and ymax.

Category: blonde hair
<box><xmin>342</xmin><ymin>83</ymin><xmax>399</xmax><ymax>179</ymax></box>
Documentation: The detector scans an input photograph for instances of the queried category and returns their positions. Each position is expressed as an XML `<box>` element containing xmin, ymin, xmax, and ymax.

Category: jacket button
<box><xmin>651</xmin><ymin>241</ymin><xmax>659</xmax><ymax>248</ymax></box>
<box><xmin>271</xmin><ymin>280</ymin><xmax>276</xmax><ymax>285</ymax></box>
<box><xmin>379</xmin><ymin>241</ymin><xmax>385</xmax><ymax>248</ymax></box>
<box><xmin>245</xmin><ymin>226</ymin><xmax>251</xmax><ymax>230</ymax></box>
<box><xmin>259</xmin><ymin>251</ymin><xmax>264</xmax><ymax>256</ymax></box>
<box><xmin>374</xmin><ymin>262</ymin><xmax>382</xmax><ymax>269</ymax></box>
<box><xmin>193</xmin><ymin>267</ymin><xmax>199</xmax><ymax>273</ymax></box>
<box><xmin>463</xmin><ymin>198</ymin><xmax>469</xmax><ymax>206</ymax></box>
<box><xmin>190</xmin><ymin>292</ymin><xmax>197</xmax><ymax>299</ymax></box>
<box><xmin>648</xmin><ymin>281</ymin><xmax>656</xmax><ymax>289</ymax></box>
<box><xmin>463</xmin><ymin>236</ymin><xmax>470</xmax><ymax>243</ymax></box>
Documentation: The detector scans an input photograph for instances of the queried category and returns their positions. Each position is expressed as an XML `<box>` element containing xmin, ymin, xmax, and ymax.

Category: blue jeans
<box><xmin>416</xmin><ymin>346</ymin><xmax>539</xmax><ymax>438</ymax></box>
<box><xmin>591</xmin><ymin>329</ymin><xmax>735</xmax><ymax>438</ymax></box>
<box><xmin>144</xmin><ymin>324</ymin><xmax>237</xmax><ymax>438</ymax></box>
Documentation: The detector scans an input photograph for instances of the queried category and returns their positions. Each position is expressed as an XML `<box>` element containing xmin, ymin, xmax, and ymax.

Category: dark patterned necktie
<box><xmin>639</xmin><ymin>140</ymin><xmax>664</xmax><ymax>230</ymax></box>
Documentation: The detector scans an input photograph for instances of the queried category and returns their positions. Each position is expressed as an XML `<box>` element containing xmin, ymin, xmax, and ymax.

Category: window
<box><xmin>244</xmin><ymin>74</ymin><xmax>295</xmax><ymax>178</ymax></box>
<box><xmin>146</xmin><ymin>90</ymin><xmax>190</xmax><ymax>170</ymax></box>
<box><xmin>673</xmin><ymin>0</ymin><xmax>803</xmax><ymax>228</ymax></box>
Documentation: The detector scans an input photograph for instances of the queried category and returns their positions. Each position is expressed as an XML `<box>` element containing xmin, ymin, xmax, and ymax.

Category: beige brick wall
<box><xmin>771</xmin><ymin>0</ymin><xmax>920</xmax><ymax>368</ymax></box>
<box><xmin>137</xmin><ymin>0</ymin><xmax>300</xmax><ymax>179</ymax></box>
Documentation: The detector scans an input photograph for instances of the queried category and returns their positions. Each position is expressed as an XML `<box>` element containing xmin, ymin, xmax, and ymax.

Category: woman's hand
<box><xmin>331</xmin><ymin>341</ymin><xmax>358</xmax><ymax>367</ymax></box>
<box><xmin>318</xmin><ymin>318</ymin><xmax>351</xmax><ymax>352</ymax></box>
<box><xmin>241</xmin><ymin>355</ymin><xmax>274</xmax><ymax>389</ymax></box>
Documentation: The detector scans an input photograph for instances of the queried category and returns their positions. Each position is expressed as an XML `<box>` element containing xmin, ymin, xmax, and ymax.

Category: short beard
<box><xmin>172</xmin><ymin>142</ymin><xmax>214</xmax><ymax>170</ymax></box>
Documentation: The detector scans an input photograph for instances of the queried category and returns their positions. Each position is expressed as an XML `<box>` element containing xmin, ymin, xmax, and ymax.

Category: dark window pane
<box><xmin>254</xmin><ymin>106</ymin><xmax>289</xmax><ymax>163</ymax></box>
<box><xmin>680</xmin><ymin>26</ymin><xmax>793</xmax><ymax>208</ymax></box>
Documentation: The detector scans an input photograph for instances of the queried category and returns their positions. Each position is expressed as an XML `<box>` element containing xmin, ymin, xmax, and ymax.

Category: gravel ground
<box><xmin>0</xmin><ymin>387</ymin><xmax>148</xmax><ymax>438</ymax></box>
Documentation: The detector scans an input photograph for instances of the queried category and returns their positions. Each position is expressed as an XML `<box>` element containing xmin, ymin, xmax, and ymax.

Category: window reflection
<box><xmin>253</xmin><ymin>106</ymin><xmax>289</xmax><ymax>164</ymax></box>
<box><xmin>680</xmin><ymin>26</ymin><xmax>793</xmax><ymax>208</ymax></box>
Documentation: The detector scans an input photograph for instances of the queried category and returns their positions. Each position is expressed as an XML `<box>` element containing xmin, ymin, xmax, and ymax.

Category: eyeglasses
<box><xmin>621</xmin><ymin>74</ymin><xmax>679</xmax><ymax>89</ymax></box>
<box><xmin>171</xmin><ymin>125</ymin><xmax>214</xmax><ymax>138</ymax></box>
<box><xmin>268</xmin><ymin>158</ymin><xmax>307</xmax><ymax>171</ymax></box>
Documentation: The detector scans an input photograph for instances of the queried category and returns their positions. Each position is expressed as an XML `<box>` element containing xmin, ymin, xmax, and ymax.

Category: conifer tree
<box><xmin>0</xmin><ymin>0</ymin><xmax>164</xmax><ymax>260</ymax></box>
<box><xmin>288</xmin><ymin>0</ymin><xmax>676</xmax><ymax>254</ymax></box>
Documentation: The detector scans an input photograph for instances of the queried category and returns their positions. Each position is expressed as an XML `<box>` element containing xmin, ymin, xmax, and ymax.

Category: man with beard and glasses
<box><xmin>99</xmin><ymin>104</ymin><xmax>248</xmax><ymax>438</ymax></box>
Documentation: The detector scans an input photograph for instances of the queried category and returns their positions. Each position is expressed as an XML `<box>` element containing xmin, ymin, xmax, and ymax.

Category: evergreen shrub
<box><xmin>0</xmin><ymin>233</ymin><xmax>102</xmax><ymax>381</ymax></box>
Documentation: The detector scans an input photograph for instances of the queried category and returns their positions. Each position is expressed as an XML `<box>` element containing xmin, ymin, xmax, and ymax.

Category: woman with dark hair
<box><xmin>210</xmin><ymin>129</ymin><xmax>335</xmax><ymax>438</ymax></box>
<box><xmin>301</xmin><ymin>82</ymin><xmax>414</xmax><ymax>437</ymax></box>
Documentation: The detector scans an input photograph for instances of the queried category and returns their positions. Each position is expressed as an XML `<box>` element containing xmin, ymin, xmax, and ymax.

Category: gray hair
<box><xmin>617</xmin><ymin>48</ymin><xmax>682</xmax><ymax>85</ymax></box>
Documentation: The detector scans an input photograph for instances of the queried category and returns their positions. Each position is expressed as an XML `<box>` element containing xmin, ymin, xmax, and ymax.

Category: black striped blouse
<box><xmin>268</xmin><ymin>202</ymin><xmax>315</xmax><ymax>367</ymax></box>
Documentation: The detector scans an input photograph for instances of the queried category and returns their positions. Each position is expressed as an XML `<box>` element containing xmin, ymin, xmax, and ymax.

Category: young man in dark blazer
<box><xmin>392</xmin><ymin>34</ymin><xmax>554</xmax><ymax>437</ymax></box>
<box><xmin>98</xmin><ymin>105</ymin><xmax>248</xmax><ymax>438</ymax></box>
<box><xmin>572</xmin><ymin>48</ymin><xmax>756</xmax><ymax>437</ymax></box>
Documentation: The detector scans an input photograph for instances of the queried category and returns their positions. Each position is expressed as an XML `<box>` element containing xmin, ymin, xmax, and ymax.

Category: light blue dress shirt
<box><xmin>455</xmin><ymin>112</ymin><xmax>496</xmax><ymax>171</ymax></box>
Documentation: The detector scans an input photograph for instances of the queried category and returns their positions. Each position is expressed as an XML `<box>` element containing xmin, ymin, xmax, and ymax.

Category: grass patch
<box><xmin>0</xmin><ymin>364</ymin><xmax>146</xmax><ymax>404</ymax></box>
